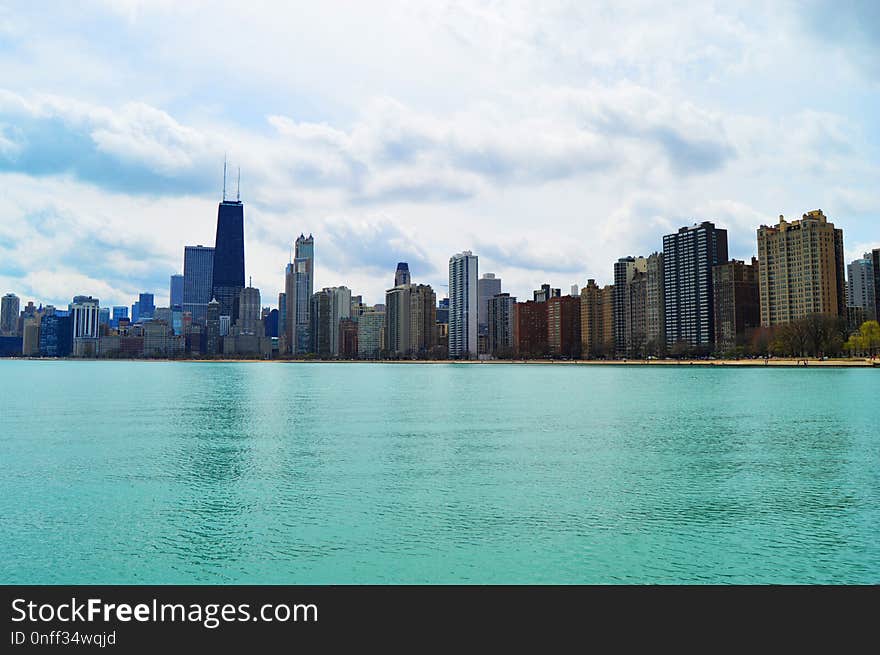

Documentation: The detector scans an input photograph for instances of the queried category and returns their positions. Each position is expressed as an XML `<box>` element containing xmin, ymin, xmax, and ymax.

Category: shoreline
<box><xmin>3</xmin><ymin>357</ymin><xmax>878</xmax><ymax>367</ymax></box>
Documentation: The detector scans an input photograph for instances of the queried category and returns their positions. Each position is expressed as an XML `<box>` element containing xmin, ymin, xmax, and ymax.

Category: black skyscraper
<box><xmin>212</xmin><ymin>199</ymin><xmax>245</xmax><ymax>321</ymax></box>
<box><xmin>663</xmin><ymin>221</ymin><xmax>728</xmax><ymax>350</ymax></box>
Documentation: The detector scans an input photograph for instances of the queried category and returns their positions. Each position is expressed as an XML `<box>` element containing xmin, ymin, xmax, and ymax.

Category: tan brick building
<box><xmin>756</xmin><ymin>210</ymin><xmax>845</xmax><ymax>327</ymax></box>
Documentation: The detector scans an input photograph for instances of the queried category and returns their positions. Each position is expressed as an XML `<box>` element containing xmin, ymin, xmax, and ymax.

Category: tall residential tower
<box><xmin>286</xmin><ymin>234</ymin><xmax>315</xmax><ymax>354</ymax></box>
<box><xmin>663</xmin><ymin>221</ymin><xmax>728</xmax><ymax>349</ymax></box>
<box><xmin>756</xmin><ymin>211</ymin><xmax>845</xmax><ymax>327</ymax></box>
<box><xmin>448</xmin><ymin>251</ymin><xmax>479</xmax><ymax>357</ymax></box>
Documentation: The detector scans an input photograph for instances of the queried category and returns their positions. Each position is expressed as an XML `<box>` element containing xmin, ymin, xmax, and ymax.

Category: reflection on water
<box><xmin>1</xmin><ymin>361</ymin><xmax>877</xmax><ymax>583</ymax></box>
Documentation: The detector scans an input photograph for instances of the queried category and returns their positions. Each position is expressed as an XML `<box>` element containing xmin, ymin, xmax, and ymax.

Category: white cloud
<box><xmin>0</xmin><ymin>1</ymin><xmax>877</xmax><ymax>308</ymax></box>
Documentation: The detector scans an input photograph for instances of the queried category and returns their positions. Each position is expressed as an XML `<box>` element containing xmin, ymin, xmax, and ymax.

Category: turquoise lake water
<box><xmin>1</xmin><ymin>361</ymin><xmax>877</xmax><ymax>584</ymax></box>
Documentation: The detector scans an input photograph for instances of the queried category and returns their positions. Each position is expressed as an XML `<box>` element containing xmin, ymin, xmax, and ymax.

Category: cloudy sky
<box><xmin>0</xmin><ymin>1</ymin><xmax>878</xmax><ymax>308</ymax></box>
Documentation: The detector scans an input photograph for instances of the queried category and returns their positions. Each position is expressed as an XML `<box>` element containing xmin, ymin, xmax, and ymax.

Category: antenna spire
<box><xmin>236</xmin><ymin>167</ymin><xmax>241</xmax><ymax>202</ymax></box>
<box><xmin>222</xmin><ymin>155</ymin><xmax>227</xmax><ymax>201</ymax></box>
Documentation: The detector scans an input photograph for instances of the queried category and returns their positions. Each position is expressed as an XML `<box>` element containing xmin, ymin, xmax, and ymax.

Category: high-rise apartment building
<box><xmin>409</xmin><ymin>284</ymin><xmax>437</xmax><ymax>356</ymax></box>
<box><xmin>756</xmin><ymin>211</ymin><xmax>845</xmax><ymax>327</ymax></box>
<box><xmin>286</xmin><ymin>234</ymin><xmax>314</xmax><ymax>355</ymax></box>
<box><xmin>339</xmin><ymin>318</ymin><xmax>358</xmax><ymax>358</ymax></box>
<box><xmin>448</xmin><ymin>251</ymin><xmax>478</xmax><ymax>357</ymax></box>
<box><xmin>663</xmin><ymin>222</ymin><xmax>729</xmax><ymax>349</ymax></box>
<box><xmin>477</xmin><ymin>273</ymin><xmax>501</xmax><ymax>334</ymax></box>
<box><xmin>1</xmin><ymin>293</ymin><xmax>20</xmax><ymax>335</ymax></box>
<box><xmin>70</xmin><ymin>295</ymin><xmax>100</xmax><ymax>357</ymax></box>
<box><xmin>384</xmin><ymin>284</ymin><xmax>436</xmax><ymax>356</ymax></box>
<box><xmin>579</xmin><ymin>280</ymin><xmax>615</xmax><ymax>358</ymax></box>
<box><xmin>514</xmin><ymin>301</ymin><xmax>548</xmax><ymax>357</ymax></box>
<box><xmin>309</xmin><ymin>289</ymin><xmax>332</xmax><ymax>357</ymax></box>
<box><xmin>39</xmin><ymin>312</ymin><xmax>72</xmax><ymax>357</ymax></box>
<box><xmin>847</xmin><ymin>254</ymin><xmax>876</xmax><ymax>321</ymax></box>
<box><xmin>645</xmin><ymin>252</ymin><xmax>665</xmax><ymax>351</ymax></box>
<box><xmin>205</xmin><ymin>298</ymin><xmax>220</xmax><ymax>355</ymax></box>
<box><xmin>712</xmin><ymin>258</ymin><xmax>760</xmax><ymax>350</ymax></box>
<box><xmin>487</xmin><ymin>293</ymin><xmax>516</xmax><ymax>356</ymax></box>
<box><xmin>70</xmin><ymin>296</ymin><xmax>100</xmax><ymax>339</ymax></box>
<box><xmin>327</xmin><ymin>286</ymin><xmax>352</xmax><ymax>355</ymax></box>
<box><xmin>385</xmin><ymin>286</ymin><xmax>408</xmax><ymax>356</ymax></box>
<box><xmin>547</xmin><ymin>295</ymin><xmax>581</xmax><ymax>357</ymax></box>
<box><xmin>357</xmin><ymin>308</ymin><xmax>385</xmax><ymax>359</ymax></box>
<box><xmin>183</xmin><ymin>245</ymin><xmax>215</xmax><ymax>323</ymax></box>
<box><xmin>625</xmin><ymin>271</ymin><xmax>647</xmax><ymax>357</ymax></box>
<box><xmin>872</xmin><ymin>249</ymin><xmax>880</xmax><ymax>322</ymax></box>
<box><xmin>580</xmin><ymin>280</ymin><xmax>600</xmax><ymax>357</ymax></box>
<box><xmin>278</xmin><ymin>292</ymin><xmax>287</xmax><ymax>342</ymax></box>
<box><xmin>613</xmin><ymin>256</ymin><xmax>647</xmax><ymax>355</ymax></box>
<box><xmin>21</xmin><ymin>317</ymin><xmax>41</xmax><ymax>356</ymax></box>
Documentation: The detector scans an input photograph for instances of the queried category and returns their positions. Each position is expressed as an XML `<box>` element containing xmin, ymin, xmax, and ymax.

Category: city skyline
<box><xmin>0</xmin><ymin>2</ymin><xmax>878</xmax><ymax>310</ymax></box>
<box><xmin>1</xmin><ymin>186</ymin><xmax>878</xmax><ymax>316</ymax></box>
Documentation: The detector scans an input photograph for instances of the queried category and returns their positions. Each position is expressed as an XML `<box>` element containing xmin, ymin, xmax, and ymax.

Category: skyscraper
<box><xmin>264</xmin><ymin>309</ymin><xmax>279</xmax><ymax>338</ymax></box>
<box><xmin>309</xmin><ymin>289</ymin><xmax>332</xmax><ymax>357</ymax></box>
<box><xmin>663</xmin><ymin>222</ymin><xmax>728</xmax><ymax>349</ymax></box>
<box><xmin>357</xmin><ymin>308</ymin><xmax>385</xmax><ymax>359</ymax></box>
<box><xmin>212</xmin><ymin>177</ymin><xmax>246</xmax><ymax>321</ymax></box>
<box><xmin>138</xmin><ymin>293</ymin><xmax>155</xmax><ymax>320</ymax></box>
<box><xmin>645</xmin><ymin>252</ymin><xmax>665</xmax><ymax>353</ymax></box>
<box><xmin>872</xmin><ymin>249</ymin><xmax>880</xmax><ymax>322</ymax></box>
<box><xmin>409</xmin><ymin>284</ymin><xmax>437</xmax><ymax>356</ymax></box>
<box><xmin>478</xmin><ymin>273</ymin><xmax>502</xmax><ymax>335</ymax></box>
<box><xmin>756</xmin><ymin>211</ymin><xmax>844</xmax><ymax>327</ymax></box>
<box><xmin>847</xmin><ymin>254</ymin><xmax>876</xmax><ymax>320</ymax></box>
<box><xmin>1</xmin><ymin>293</ymin><xmax>20</xmax><ymax>336</ymax></box>
<box><xmin>39</xmin><ymin>312</ymin><xmax>72</xmax><ymax>357</ymax></box>
<box><xmin>394</xmin><ymin>262</ymin><xmax>411</xmax><ymax>287</ymax></box>
<box><xmin>613</xmin><ymin>256</ymin><xmax>646</xmax><ymax>355</ymax></box>
<box><xmin>183</xmin><ymin>245</ymin><xmax>215</xmax><ymax>323</ymax></box>
<box><xmin>111</xmin><ymin>306</ymin><xmax>128</xmax><ymax>328</ymax></box>
<box><xmin>286</xmin><ymin>234</ymin><xmax>314</xmax><ymax>355</ymax></box>
<box><xmin>624</xmin><ymin>270</ymin><xmax>647</xmax><ymax>357</ymax></box>
<box><xmin>70</xmin><ymin>295</ymin><xmax>100</xmax><ymax>357</ymax></box>
<box><xmin>383</xmin><ymin>283</ymin><xmax>438</xmax><ymax>357</ymax></box>
<box><xmin>547</xmin><ymin>295</ymin><xmax>581</xmax><ymax>357</ymax></box>
<box><xmin>580</xmin><ymin>280</ymin><xmax>605</xmax><ymax>358</ymax></box>
<box><xmin>385</xmin><ymin>286</ymin><xmax>410</xmax><ymax>356</ymax></box>
<box><xmin>339</xmin><ymin>318</ymin><xmax>359</xmax><ymax>358</ymax></box>
<box><xmin>514</xmin><ymin>300</ymin><xmax>548</xmax><ymax>357</ymax></box>
<box><xmin>487</xmin><ymin>293</ymin><xmax>516</xmax><ymax>356</ymax></box>
<box><xmin>278</xmin><ymin>292</ymin><xmax>287</xmax><ymax>342</ymax></box>
<box><xmin>713</xmin><ymin>258</ymin><xmax>760</xmax><ymax>350</ymax></box>
<box><xmin>327</xmin><ymin>286</ymin><xmax>352</xmax><ymax>355</ymax></box>
<box><xmin>170</xmin><ymin>274</ymin><xmax>184</xmax><ymax>309</ymax></box>
<box><xmin>205</xmin><ymin>298</ymin><xmax>221</xmax><ymax>355</ymax></box>
<box><xmin>448</xmin><ymin>251</ymin><xmax>478</xmax><ymax>357</ymax></box>
<box><xmin>234</xmin><ymin>285</ymin><xmax>263</xmax><ymax>337</ymax></box>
